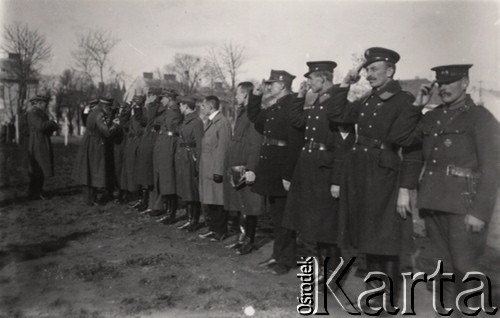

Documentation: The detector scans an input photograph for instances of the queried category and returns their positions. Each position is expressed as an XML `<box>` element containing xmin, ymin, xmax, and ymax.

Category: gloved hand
<box><xmin>213</xmin><ymin>174</ymin><xmax>223</xmax><ymax>183</ymax></box>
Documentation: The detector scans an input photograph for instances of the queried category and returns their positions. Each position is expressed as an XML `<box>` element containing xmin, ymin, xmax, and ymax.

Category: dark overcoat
<box><xmin>282</xmin><ymin>85</ymin><xmax>356</xmax><ymax>244</ymax></box>
<box><xmin>223</xmin><ymin>105</ymin><xmax>264</xmax><ymax>215</ymax></box>
<box><xmin>136</xmin><ymin>101</ymin><xmax>160</xmax><ymax>188</ymax></box>
<box><xmin>123</xmin><ymin>107</ymin><xmax>145</xmax><ymax>192</ymax></box>
<box><xmin>175</xmin><ymin>112</ymin><xmax>204</xmax><ymax>202</ymax></box>
<box><xmin>72</xmin><ymin>105</ymin><xmax>120</xmax><ymax>188</ymax></box>
<box><xmin>27</xmin><ymin>107</ymin><xmax>59</xmax><ymax>177</ymax></box>
<box><xmin>152</xmin><ymin>104</ymin><xmax>182</xmax><ymax>195</ymax></box>
<box><xmin>327</xmin><ymin>80</ymin><xmax>423</xmax><ymax>255</ymax></box>
<box><xmin>246</xmin><ymin>93</ymin><xmax>304</xmax><ymax>197</ymax></box>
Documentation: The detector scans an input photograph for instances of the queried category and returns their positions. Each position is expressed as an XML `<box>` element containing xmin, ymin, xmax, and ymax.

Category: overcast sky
<box><xmin>1</xmin><ymin>0</ymin><xmax>499</xmax><ymax>90</ymax></box>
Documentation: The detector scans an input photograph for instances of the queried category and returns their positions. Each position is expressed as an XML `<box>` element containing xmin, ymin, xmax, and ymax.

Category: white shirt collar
<box><xmin>208</xmin><ymin>110</ymin><xmax>220</xmax><ymax>121</ymax></box>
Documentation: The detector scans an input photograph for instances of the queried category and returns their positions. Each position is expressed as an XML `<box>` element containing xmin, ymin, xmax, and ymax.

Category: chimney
<box><xmin>143</xmin><ymin>72</ymin><xmax>153</xmax><ymax>80</ymax></box>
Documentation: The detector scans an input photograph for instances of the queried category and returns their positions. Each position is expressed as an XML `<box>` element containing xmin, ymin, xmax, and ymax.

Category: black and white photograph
<box><xmin>0</xmin><ymin>0</ymin><xmax>499</xmax><ymax>317</ymax></box>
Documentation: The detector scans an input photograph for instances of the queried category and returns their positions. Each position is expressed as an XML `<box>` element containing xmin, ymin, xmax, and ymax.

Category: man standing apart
<box><xmin>198</xmin><ymin>96</ymin><xmax>232</xmax><ymax>242</ymax></box>
<box><xmin>26</xmin><ymin>94</ymin><xmax>59</xmax><ymax>200</ymax></box>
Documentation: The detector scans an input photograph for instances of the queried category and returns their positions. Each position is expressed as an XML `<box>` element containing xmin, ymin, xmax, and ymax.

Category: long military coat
<box><xmin>123</xmin><ymin>106</ymin><xmax>146</xmax><ymax>192</ymax></box>
<box><xmin>175</xmin><ymin>112</ymin><xmax>204</xmax><ymax>202</ymax></box>
<box><xmin>223</xmin><ymin>105</ymin><xmax>264</xmax><ymax>215</ymax></box>
<box><xmin>152</xmin><ymin>104</ymin><xmax>182</xmax><ymax>195</ymax></box>
<box><xmin>246</xmin><ymin>93</ymin><xmax>304</xmax><ymax>197</ymax></box>
<box><xmin>136</xmin><ymin>101</ymin><xmax>160</xmax><ymax>188</ymax></box>
<box><xmin>282</xmin><ymin>85</ymin><xmax>356</xmax><ymax>244</ymax></box>
<box><xmin>327</xmin><ymin>80</ymin><xmax>423</xmax><ymax>255</ymax></box>
<box><xmin>27</xmin><ymin>107</ymin><xmax>59</xmax><ymax>177</ymax></box>
<box><xmin>199</xmin><ymin>111</ymin><xmax>232</xmax><ymax>205</ymax></box>
<box><xmin>72</xmin><ymin>105</ymin><xmax>120</xmax><ymax>188</ymax></box>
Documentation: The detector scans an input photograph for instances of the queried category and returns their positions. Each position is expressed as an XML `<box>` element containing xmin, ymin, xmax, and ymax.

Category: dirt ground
<box><xmin>0</xmin><ymin>140</ymin><xmax>499</xmax><ymax>317</ymax></box>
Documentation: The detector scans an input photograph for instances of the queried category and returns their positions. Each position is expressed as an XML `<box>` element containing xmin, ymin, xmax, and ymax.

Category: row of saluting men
<box><xmin>27</xmin><ymin>46</ymin><xmax>499</xmax><ymax>313</ymax></box>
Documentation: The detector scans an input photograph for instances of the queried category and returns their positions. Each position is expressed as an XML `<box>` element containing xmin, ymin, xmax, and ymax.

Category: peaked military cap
<box><xmin>363</xmin><ymin>47</ymin><xmax>400</xmax><ymax>68</ymax></box>
<box><xmin>30</xmin><ymin>94</ymin><xmax>51</xmax><ymax>104</ymax></box>
<box><xmin>265</xmin><ymin>70</ymin><xmax>296</xmax><ymax>86</ymax></box>
<box><xmin>159</xmin><ymin>88</ymin><xmax>179</xmax><ymax>98</ymax></box>
<box><xmin>99</xmin><ymin>97</ymin><xmax>114</xmax><ymax>106</ymax></box>
<box><xmin>431</xmin><ymin>64</ymin><xmax>473</xmax><ymax>84</ymax></box>
<box><xmin>304</xmin><ymin>61</ymin><xmax>337</xmax><ymax>77</ymax></box>
<box><xmin>89</xmin><ymin>99</ymin><xmax>99</xmax><ymax>106</ymax></box>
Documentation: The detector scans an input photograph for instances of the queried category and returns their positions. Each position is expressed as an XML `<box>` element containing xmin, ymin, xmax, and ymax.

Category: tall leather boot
<box><xmin>237</xmin><ymin>215</ymin><xmax>257</xmax><ymax>255</ymax></box>
<box><xmin>160</xmin><ymin>195</ymin><xmax>177</xmax><ymax>225</ymax></box>
<box><xmin>187</xmin><ymin>202</ymin><xmax>201</xmax><ymax>232</ymax></box>
<box><xmin>177</xmin><ymin>202</ymin><xmax>192</xmax><ymax>230</ymax></box>
<box><xmin>381</xmin><ymin>256</ymin><xmax>400</xmax><ymax>315</ymax></box>
<box><xmin>136</xmin><ymin>188</ymin><xmax>149</xmax><ymax>211</ymax></box>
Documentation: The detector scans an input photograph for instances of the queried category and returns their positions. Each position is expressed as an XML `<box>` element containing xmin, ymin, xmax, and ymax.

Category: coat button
<box><xmin>353</xmin><ymin>147</ymin><xmax>357</xmax><ymax>150</ymax></box>
<box><xmin>320</xmin><ymin>106</ymin><xmax>323</xmax><ymax>110</ymax></box>
<box><xmin>434</xmin><ymin>133</ymin><xmax>438</xmax><ymax>137</ymax></box>
<box><xmin>429</xmin><ymin>171</ymin><xmax>433</xmax><ymax>175</ymax></box>
<box><xmin>310</xmin><ymin>138</ymin><xmax>314</xmax><ymax>141</ymax></box>
<box><xmin>361</xmin><ymin>113</ymin><xmax>365</xmax><ymax>116</ymax></box>
<box><xmin>434</xmin><ymin>147</ymin><xmax>438</xmax><ymax>151</ymax></box>
<box><xmin>373</xmin><ymin>113</ymin><xmax>377</xmax><ymax>116</ymax></box>
<box><xmin>308</xmin><ymin>150</ymin><xmax>312</xmax><ymax>153</ymax></box>
<box><xmin>308</xmin><ymin>115</ymin><xmax>311</xmax><ymax>119</ymax></box>
<box><xmin>312</xmin><ymin>127</ymin><xmax>316</xmax><ymax>131</ymax></box>
<box><xmin>316</xmin><ymin>116</ymin><xmax>319</xmax><ymax>119</ymax></box>
<box><xmin>365</xmin><ymin>103</ymin><xmax>369</xmax><ymax>106</ymax></box>
<box><xmin>437</xmin><ymin>120</ymin><xmax>441</xmax><ymax>124</ymax></box>
<box><xmin>306</xmin><ymin>126</ymin><xmax>309</xmax><ymax>130</ymax></box>
<box><xmin>432</xmin><ymin>160</ymin><xmax>437</xmax><ymax>163</ymax></box>
<box><xmin>368</xmin><ymin>125</ymin><xmax>372</xmax><ymax>128</ymax></box>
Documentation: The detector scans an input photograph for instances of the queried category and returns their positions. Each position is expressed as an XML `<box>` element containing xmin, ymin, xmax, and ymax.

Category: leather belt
<box><xmin>425</xmin><ymin>163</ymin><xmax>480</xmax><ymax>179</ymax></box>
<box><xmin>152</xmin><ymin>129</ymin><xmax>174</xmax><ymax>136</ymax></box>
<box><xmin>180</xmin><ymin>142</ymin><xmax>196</xmax><ymax>148</ymax></box>
<box><xmin>356</xmin><ymin>135</ymin><xmax>393</xmax><ymax>151</ymax></box>
<box><xmin>303</xmin><ymin>140</ymin><xmax>333</xmax><ymax>152</ymax></box>
<box><xmin>262</xmin><ymin>136</ymin><xmax>287</xmax><ymax>147</ymax></box>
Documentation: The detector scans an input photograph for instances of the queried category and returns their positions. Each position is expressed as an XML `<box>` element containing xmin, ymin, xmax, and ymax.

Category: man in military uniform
<box><xmin>175</xmin><ymin>96</ymin><xmax>204</xmax><ymax>232</ymax></box>
<box><xmin>81</xmin><ymin>99</ymin><xmax>99</xmax><ymax>127</ymax></box>
<box><xmin>198</xmin><ymin>95</ymin><xmax>232</xmax><ymax>242</ymax></box>
<box><xmin>223</xmin><ymin>81</ymin><xmax>264</xmax><ymax>255</ymax></box>
<box><xmin>135</xmin><ymin>88</ymin><xmax>162</xmax><ymax>211</ymax></box>
<box><xmin>283</xmin><ymin>61</ymin><xmax>355</xmax><ymax>278</ymax></box>
<box><xmin>123</xmin><ymin>95</ymin><xmax>147</xmax><ymax>206</ymax></box>
<box><xmin>328</xmin><ymin>47</ymin><xmax>423</xmax><ymax>308</ymax></box>
<box><xmin>26</xmin><ymin>94</ymin><xmax>59</xmax><ymax>200</ymax></box>
<box><xmin>247</xmin><ymin>70</ymin><xmax>304</xmax><ymax>275</ymax></box>
<box><xmin>151</xmin><ymin>89</ymin><xmax>182</xmax><ymax>224</ymax></box>
<box><xmin>72</xmin><ymin>98</ymin><xmax>121</xmax><ymax>205</ymax></box>
<box><xmin>411</xmin><ymin>65</ymin><xmax>498</xmax><ymax>316</ymax></box>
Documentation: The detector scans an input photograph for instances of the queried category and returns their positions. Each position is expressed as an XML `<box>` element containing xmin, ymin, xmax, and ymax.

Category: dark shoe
<box><xmin>157</xmin><ymin>214</ymin><xmax>176</xmax><ymax>225</ymax></box>
<box><xmin>148</xmin><ymin>210</ymin><xmax>166</xmax><ymax>217</ymax></box>
<box><xmin>199</xmin><ymin>231</ymin><xmax>216</xmax><ymax>239</ymax></box>
<box><xmin>139</xmin><ymin>208</ymin><xmax>153</xmax><ymax>215</ymax></box>
<box><xmin>267</xmin><ymin>263</ymin><xmax>290</xmax><ymax>275</ymax></box>
<box><xmin>236</xmin><ymin>242</ymin><xmax>255</xmax><ymax>255</ymax></box>
<box><xmin>177</xmin><ymin>221</ymin><xmax>191</xmax><ymax>230</ymax></box>
<box><xmin>225</xmin><ymin>232</ymin><xmax>246</xmax><ymax>249</ymax></box>
<box><xmin>187</xmin><ymin>221</ymin><xmax>199</xmax><ymax>232</ymax></box>
<box><xmin>210</xmin><ymin>233</ymin><xmax>228</xmax><ymax>242</ymax></box>
<box><xmin>258</xmin><ymin>257</ymin><xmax>277</xmax><ymax>268</ymax></box>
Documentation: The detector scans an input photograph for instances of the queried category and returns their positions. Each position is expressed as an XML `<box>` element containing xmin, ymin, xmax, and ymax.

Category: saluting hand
<box><xmin>298</xmin><ymin>80</ymin><xmax>309</xmax><ymax>98</ymax></box>
<box><xmin>253</xmin><ymin>79</ymin><xmax>265</xmax><ymax>96</ymax></box>
<box><xmin>413</xmin><ymin>82</ymin><xmax>436</xmax><ymax>107</ymax></box>
<box><xmin>396</xmin><ymin>188</ymin><xmax>411</xmax><ymax>219</ymax></box>
<box><xmin>465</xmin><ymin>214</ymin><xmax>486</xmax><ymax>233</ymax></box>
<box><xmin>282</xmin><ymin>179</ymin><xmax>291</xmax><ymax>191</ymax></box>
<box><xmin>341</xmin><ymin>65</ymin><xmax>362</xmax><ymax>87</ymax></box>
<box><xmin>330</xmin><ymin>185</ymin><xmax>340</xmax><ymax>199</ymax></box>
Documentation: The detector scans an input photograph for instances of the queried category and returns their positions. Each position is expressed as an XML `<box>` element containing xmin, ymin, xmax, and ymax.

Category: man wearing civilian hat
<box><xmin>175</xmin><ymin>96</ymin><xmax>204</xmax><ymax>232</ymax></box>
<box><xmin>73</xmin><ymin>97</ymin><xmax>121</xmax><ymax>205</ymax></box>
<box><xmin>26</xmin><ymin>94</ymin><xmax>60</xmax><ymax>200</ymax></box>
<box><xmin>282</xmin><ymin>61</ymin><xmax>355</xmax><ymax>280</ymax></box>
<box><xmin>409</xmin><ymin>64</ymin><xmax>499</xmax><ymax>316</ymax></box>
<box><xmin>135</xmin><ymin>87</ymin><xmax>162</xmax><ymax>212</ymax></box>
<box><xmin>247</xmin><ymin>70</ymin><xmax>304</xmax><ymax>275</ymax></box>
<box><xmin>124</xmin><ymin>95</ymin><xmax>147</xmax><ymax>206</ymax></box>
<box><xmin>327</xmin><ymin>47</ymin><xmax>423</xmax><ymax>309</ymax></box>
<box><xmin>149</xmin><ymin>89</ymin><xmax>182</xmax><ymax>224</ymax></box>
<box><xmin>222</xmin><ymin>81</ymin><xmax>264</xmax><ymax>255</ymax></box>
<box><xmin>198</xmin><ymin>95</ymin><xmax>232</xmax><ymax>242</ymax></box>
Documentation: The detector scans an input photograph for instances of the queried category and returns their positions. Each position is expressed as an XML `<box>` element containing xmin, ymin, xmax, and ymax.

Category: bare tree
<box><xmin>72</xmin><ymin>29</ymin><xmax>119</xmax><ymax>91</ymax></box>
<box><xmin>1</xmin><ymin>23</ymin><xmax>52</xmax><ymax>115</ymax></box>
<box><xmin>207</xmin><ymin>41</ymin><xmax>246</xmax><ymax>93</ymax></box>
<box><xmin>164</xmin><ymin>54</ymin><xmax>205</xmax><ymax>95</ymax></box>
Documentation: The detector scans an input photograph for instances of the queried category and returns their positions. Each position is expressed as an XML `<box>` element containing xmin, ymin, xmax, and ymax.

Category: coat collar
<box><xmin>183</xmin><ymin>111</ymin><xmax>198</xmax><ymax>124</ymax></box>
<box><xmin>373</xmin><ymin>79</ymin><xmax>402</xmax><ymax>101</ymax></box>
